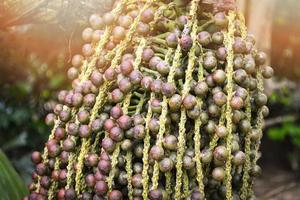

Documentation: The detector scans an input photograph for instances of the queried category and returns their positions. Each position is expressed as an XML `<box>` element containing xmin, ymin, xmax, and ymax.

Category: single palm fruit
<box><xmin>26</xmin><ymin>0</ymin><xmax>273</xmax><ymax>200</ymax></box>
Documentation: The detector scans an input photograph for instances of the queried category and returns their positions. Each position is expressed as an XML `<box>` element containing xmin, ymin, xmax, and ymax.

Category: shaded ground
<box><xmin>254</xmin><ymin>166</ymin><xmax>300</xmax><ymax>200</ymax></box>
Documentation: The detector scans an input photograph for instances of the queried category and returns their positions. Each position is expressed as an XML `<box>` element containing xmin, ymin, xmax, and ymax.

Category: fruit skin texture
<box><xmin>26</xmin><ymin>2</ymin><xmax>273</xmax><ymax>200</ymax></box>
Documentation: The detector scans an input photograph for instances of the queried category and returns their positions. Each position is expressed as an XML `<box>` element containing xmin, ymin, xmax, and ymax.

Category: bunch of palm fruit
<box><xmin>26</xmin><ymin>0</ymin><xmax>274</xmax><ymax>199</ymax></box>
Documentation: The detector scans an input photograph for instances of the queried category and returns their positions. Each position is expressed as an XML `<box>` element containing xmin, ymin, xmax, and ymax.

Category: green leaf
<box><xmin>284</xmin><ymin>123</ymin><xmax>300</xmax><ymax>136</ymax></box>
<box><xmin>49</xmin><ymin>74</ymin><xmax>64</xmax><ymax>89</ymax></box>
<box><xmin>267</xmin><ymin>128</ymin><xmax>287</xmax><ymax>141</ymax></box>
<box><xmin>291</xmin><ymin>137</ymin><xmax>300</xmax><ymax>147</ymax></box>
<box><xmin>1</xmin><ymin>132</ymin><xmax>28</xmax><ymax>151</ymax></box>
<box><xmin>41</xmin><ymin>89</ymin><xmax>50</xmax><ymax>99</ymax></box>
<box><xmin>0</xmin><ymin>149</ymin><xmax>28</xmax><ymax>199</ymax></box>
<box><xmin>14</xmin><ymin>81</ymin><xmax>32</xmax><ymax>96</ymax></box>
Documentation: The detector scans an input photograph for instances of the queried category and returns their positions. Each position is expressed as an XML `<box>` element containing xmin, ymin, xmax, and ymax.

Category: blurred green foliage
<box><xmin>266</xmin><ymin>77</ymin><xmax>300</xmax><ymax>170</ymax></box>
<box><xmin>0</xmin><ymin>150</ymin><xmax>28</xmax><ymax>199</ymax></box>
<box><xmin>0</xmin><ymin>33</ymin><xmax>69</xmax><ymax>183</ymax></box>
<box><xmin>268</xmin><ymin>122</ymin><xmax>300</xmax><ymax>147</ymax></box>
<box><xmin>269</xmin><ymin>87</ymin><xmax>292</xmax><ymax>106</ymax></box>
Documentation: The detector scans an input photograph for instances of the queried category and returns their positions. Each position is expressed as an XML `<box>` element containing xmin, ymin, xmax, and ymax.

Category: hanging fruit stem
<box><xmin>175</xmin><ymin>0</ymin><xmax>200</xmax><ymax>199</ymax></box>
<box><xmin>79</xmin><ymin>0</ymin><xmax>127</xmax><ymax>81</ymax></box>
<box><xmin>194</xmin><ymin>45</ymin><xmax>205</xmax><ymax>197</ymax></box>
<box><xmin>224</xmin><ymin>11</ymin><xmax>236</xmax><ymax>200</ymax></box>
<box><xmin>238</xmin><ymin>11</ymin><xmax>253</xmax><ymax>200</ymax></box>
<box><xmin>151</xmin><ymin>46</ymin><xmax>175</xmax><ymax>189</ymax></box>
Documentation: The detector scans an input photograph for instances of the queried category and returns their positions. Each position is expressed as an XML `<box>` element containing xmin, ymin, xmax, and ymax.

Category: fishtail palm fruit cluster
<box><xmin>26</xmin><ymin>0</ymin><xmax>274</xmax><ymax>199</ymax></box>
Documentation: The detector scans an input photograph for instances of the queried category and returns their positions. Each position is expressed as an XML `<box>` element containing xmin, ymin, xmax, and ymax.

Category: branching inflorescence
<box><xmin>26</xmin><ymin>0</ymin><xmax>274</xmax><ymax>199</ymax></box>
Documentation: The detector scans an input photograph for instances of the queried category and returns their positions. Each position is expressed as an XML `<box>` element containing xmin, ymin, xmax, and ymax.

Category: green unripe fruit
<box><xmin>45</xmin><ymin>113</ymin><xmax>56</xmax><ymax>126</ymax></box>
<box><xmin>118</xmin><ymin>15</ymin><xmax>133</xmax><ymax>29</ymax></box>
<box><xmin>244</xmin><ymin>56</ymin><xmax>256</xmax><ymax>75</ymax></box>
<box><xmin>203</xmin><ymin>55</ymin><xmax>217</xmax><ymax>70</ymax></box>
<box><xmin>212</xmin><ymin>69</ymin><xmax>227</xmax><ymax>85</ymax></box>
<box><xmin>166</xmin><ymin>33</ymin><xmax>178</xmax><ymax>48</ymax></box>
<box><xmin>134</xmin><ymin>144</ymin><xmax>144</xmax><ymax>158</ymax></box>
<box><xmin>159</xmin><ymin>158</ymin><xmax>174</xmax><ymax>172</ymax></box>
<box><xmin>216</xmin><ymin>125</ymin><xmax>228</xmax><ymax>138</ymax></box>
<box><xmin>197</xmin><ymin>31</ymin><xmax>212</xmax><ymax>46</ymax></box>
<box><xmin>133</xmin><ymin>162</ymin><xmax>143</xmax><ymax>174</ymax></box>
<box><xmin>121</xmin><ymin>139</ymin><xmax>132</xmax><ymax>151</ymax></box>
<box><xmin>239</xmin><ymin>119</ymin><xmax>251</xmax><ymax>133</ymax></box>
<box><xmin>261</xmin><ymin>105</ymin><xmax>270</xmax><ymax>117</ymax></box>
<box><xmin>183</xmin><ymin>94</ymin><xmax>197</xmax><ymax>110</ymax></box>
<box><xmin>201</xmin><ymin>149</ymin><xmax>213</xmax><ymax>164</ymax></box>
<box><xmin>180</xmin><ymin>35</ymin><xmax>193</xmax><ymax>51</ymax></box>
<box><xmin>216</xmin><ymin>47</ymin><xmax>227</xmax><ymax>61</ymax></box>
<box><xmin>151</xmin><ymin>99</ymin><xmax>162</xmax><ymax>113</ymax></box>
<box><xmin>250</xmin><ymin>129</ymin><xmax>262</xmax><ymax>141</ymax></box>
<box><xmin>133</xmin><ymin>125</ymin><xmax>146</xmax><ymax>140</ymax></box>
<box><xmin>137</xmin><ymin>22</ymin><xmax>150</xmax><ymax>35</ymax></box>
<box><xmin>119</xmin><ymin>78</ymin><xmax>133</xmax><ymax>94</ymax></box>
<box><xmin>214</xmin><ymin>146</ymin><xmax>228</xmax><ymax>161</ymax></box>
<box><xmin>149</xmin><ymin>189</ymin><xmax>163</xmax><ymax>200</ymax></box>
<box><xmin>150</xmin><ymin>145</ymin><xmax>164</xmax><ymax>161</ymax></box>
<box><xmin>230</xmin><ymin>96</ymin><xmax>244</xmax><ymax>110</ymax></box>
<box><xmin>156</xmin><ymin>61</ymin><xmax>170</xmax><ymax>76</ymax></box>
<box><xmin>77</xmin><ymin>110</ymin><xmax>90</xmax><ymax>124</ymax></box>
<box><xmin>163</xmin><ymin>135</ymin><xmax>177</xmax><ymax>150</ymax></box>
<box><xmin>79</xmin><ymin>125</ymin><xmax>91</xmax><ymax>138</ymax></box>
<box><xmin>255</xmin><ymin>51</ymin><xmax>267</xmax><ymax>65</ymax></box>
<box><xmin>212</xmin><ymin>167</ymin><xmax>225</xmax><ymax>182</ymax></box>
<box><xmin>161</xmin><ymin>82</ymin><xmax>176</xmax><ymax>97</ymax></box>
<box><xmin>194</xmin><ymin>81</ymin><xmax>209</xmax><ymax>97</ymax></box>
<box><xmin>232</xmin><ymin>110</ymin><xmax>245</xmax><ymax>124</ymax></box>
<box><xmin>169</xmin><ymin>94</ymin><xmax>182</xmax><ymax>111</ymax></box>
<box><xmin>214</xmin><ymin>12</ymin><xmax>228</xmax><ymax>27</ymax></box>
<box><xmin>63</xmin><ymin>138</ymin><xmax>76</xmax><ymax>152</ymax></box>
<box><xmin>118</xmin><ymin>115</ymin><xmax>132</xmax><ymax>130</ymax></box>
<box><xmin>213</xmin><ymin>91</ymin><xmax>227</xmax><ymax>106</ymax></box>
<box><xmin>142</xmin><ymin>48</ymin><xmax>155</xmax><ymax>62</ymax></box>
<box><xmin>111</xmin><ymin>89</ymin><xmax>124</xmax><ymax>103</ymax></box>
<box><xmin>233</xmin><ymin>151</ymin><xmax>246</xmax><ymax>166</ymax></box>
<box><xmin>205</xmin><ymin>120</ymin><xmax>216</xmax><ymax>135</ymax></box>
<box><xmin>208</xmin><ymin>104</ymin><xmax>221</xmax><ymax>118</ymax></box>
<box><xmin>112</xmin><ymin>26</ymin><xmax>126</xmax><ymax>42</ymax></box>
<box><xmin>183</xmin><ymin>155</ymin><xmax>195</xmax><ymax>170</ymax></box>
<box><xmin>234</xmin><ymin>69</ymin><xmax>248</xmax><ymax>85</ymax></box>
<box><xmin>251</xmin><ymin>165</ymin><xmax>262</xmax><ymax>177</ymax></box>
<box><xmin>255</xmin><ymin>93</ymin><xmax>268</xmax><ymax>107</ymax></box>
<box><xmin>109</xmin><ymin>126</ymin><xmax>124</xmax><ymax>142</ymax></box>
<box><xmin>233</xmin><ymin>56</ymin><xmax>244</xmax><ymax>70</ymax></box>
<box><xmin>151</xmin><ymin>80</ymin><xmax>162</xmax><ymax>94</ymax></box>
<box><xmin>149</xmin><ymin>118</ymin><xmax>159</xmax><ymax>133</ymax></box>
<box><xmin>233</xmin><ymin>37</ymin><xmax>246</xmax><ymax>54</ymax></box>
<box><xmin>67</xmin><ymin>67</ymin><xmax>79</xmax><ymax>80</ymax></box>
<box><xmin>262</xmin><ymin>66</ymin><xmax>274</xmax><ymax>79</ymax></box>
<box><xmin>141</xmin><ymin>8</ymin><xmax>154</xmax><ymax>23</ymax></box>
<box><xmin>132</xmin><ymin>174</ymin><xmax>143</xmax><ymax>188</ymax></box>
<box><xmin>187</xmin><ymin>105</ymin><xmax>201</xmax><ymax>119</ymax></box>
<box><xmin>235</xmin><ymin>87</ymin><xmax>248</xmax><ymax>100</ymax></box>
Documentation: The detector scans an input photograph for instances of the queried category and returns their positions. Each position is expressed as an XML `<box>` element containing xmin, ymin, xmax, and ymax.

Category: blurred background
<box><xmin>0</xmin><ymin>0</ymin><xmax>299</xmax><ymax>199</ymax></box>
